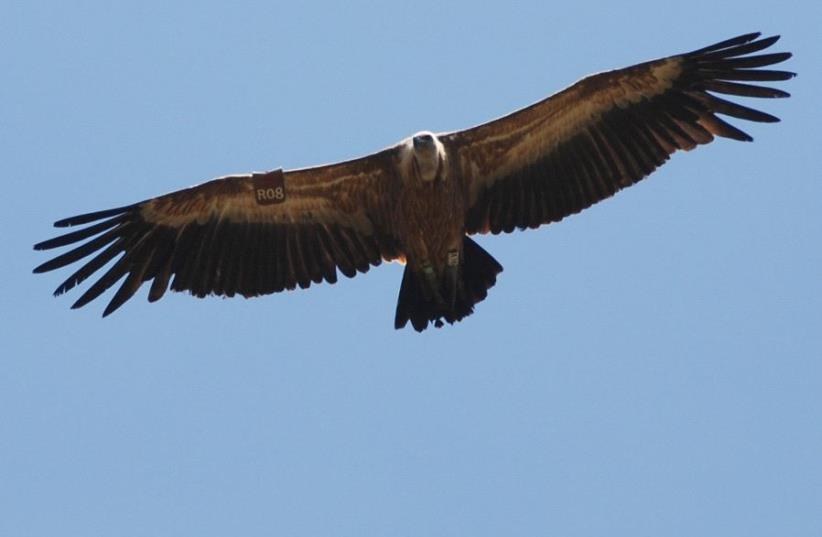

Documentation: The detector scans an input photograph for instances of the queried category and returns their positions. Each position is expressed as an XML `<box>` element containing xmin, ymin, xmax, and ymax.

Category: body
<box><xmin>390</xmin><ymin>132</ymin><xmax>501</xmax><ymax>329</ymax></box>
<box><xmin>395</xmin><ymin>132</ymin><xmax>463</xmax><ymax>275</ymax></box>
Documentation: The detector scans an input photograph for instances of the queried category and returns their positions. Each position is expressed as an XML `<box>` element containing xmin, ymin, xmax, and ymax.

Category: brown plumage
<box><xmin>34</xmin><ymin>33</ymin><xmax>794</xmax><ymax>331</ymax></box>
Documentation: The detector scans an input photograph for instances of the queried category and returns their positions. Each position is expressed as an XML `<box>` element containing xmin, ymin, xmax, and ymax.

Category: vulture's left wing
<box><xmin>34</xmin><ymin>150</ymin><xmax>402</xmax><ymax>316</ymax></box>
<box><xmin>442</xmin><ymin>33</ymin><xmax>794</xmax><ymax>234</ymax></box>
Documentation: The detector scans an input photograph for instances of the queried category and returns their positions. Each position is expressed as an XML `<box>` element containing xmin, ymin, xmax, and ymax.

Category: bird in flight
<box><xmin>34</xmin><ymin>32</ymin><xmax>794</xmax><ymax>331</ymax></box>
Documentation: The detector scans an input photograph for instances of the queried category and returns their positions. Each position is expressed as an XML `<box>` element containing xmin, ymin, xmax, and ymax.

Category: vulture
<box><xmin>34</xmin><ymin>32</ymin><xmax>794</xmax><ymax>331</ymax></box>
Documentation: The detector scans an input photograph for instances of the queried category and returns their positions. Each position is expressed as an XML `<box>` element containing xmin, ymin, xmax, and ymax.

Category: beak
<box><xmin>413</xmin><ymin>135</ymin><xmax>433</xmax><ymax>149</ymax></box>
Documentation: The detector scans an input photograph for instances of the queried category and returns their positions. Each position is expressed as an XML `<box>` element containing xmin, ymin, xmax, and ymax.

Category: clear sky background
<box><xmin>2</xmin><ymin>2</ymin><xmax>820</xmax><ymax>536</ymax></box>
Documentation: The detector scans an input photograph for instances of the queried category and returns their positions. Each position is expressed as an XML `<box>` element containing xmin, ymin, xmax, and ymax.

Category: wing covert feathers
<box><xmin>456</xmin><ymin>33</ymin><xmax>794</xmax><ymax>234</ymax></box>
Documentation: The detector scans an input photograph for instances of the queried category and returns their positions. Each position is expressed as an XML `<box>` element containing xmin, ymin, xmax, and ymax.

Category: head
<box><xmin>403</xmin><ymin>131</ymin><xmax>446</xmax><ymax>183</ymax></box>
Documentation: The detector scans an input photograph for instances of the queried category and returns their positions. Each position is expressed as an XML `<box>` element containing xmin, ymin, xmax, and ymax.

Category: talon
<box><xmin>445</xmin><ymin>249</ymin><xmax>459</xmax><ymax>308</ymax></box>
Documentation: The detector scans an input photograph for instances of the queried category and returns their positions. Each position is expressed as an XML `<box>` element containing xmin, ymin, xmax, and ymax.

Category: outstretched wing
<box><xmin>34</xmin><ymin>150</ymin><xmax>402</xmax><ymax>316</ymax></box>
<box><xmin>444</xmin><ymin>33</ymin><xmax>794</xmax><ymax>234</ymax></box>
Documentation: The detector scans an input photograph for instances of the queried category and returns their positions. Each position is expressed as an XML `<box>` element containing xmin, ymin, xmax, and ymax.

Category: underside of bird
<box><xmin>32</xmin><ymin>32</ymin><xmax>794</xmax><ymax>332</ymax></box>
<box><xmin>394</xmin><ymin>237</ymin><xmax>503</xmax><ymax>332</ymax></box>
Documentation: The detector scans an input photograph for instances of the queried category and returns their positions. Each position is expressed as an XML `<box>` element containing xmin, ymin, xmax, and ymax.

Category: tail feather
<box><xmin>394</xmin><ymin>237</ymin><xmax>502</xmax><ymax>332</ymax></box>
<box><xmin>395</xmin><ymin>263</ymin><xmax>430</xmax><ymax>332</ymax></box>
<box><xmin>461</xmin><ymin>237</ymin><xmax>503</xmax><ymax>307</ymax></box>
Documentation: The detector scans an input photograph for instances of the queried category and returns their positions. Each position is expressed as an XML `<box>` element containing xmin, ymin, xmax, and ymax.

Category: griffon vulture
<box><xmin>34</xmin><ymin>33</ymin><xmax>794</xmax><ymax>331</ymax></box>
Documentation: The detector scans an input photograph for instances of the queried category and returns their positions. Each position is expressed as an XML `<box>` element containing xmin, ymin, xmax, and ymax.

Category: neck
<box><xmin>414</xmin><ymin>153</ymin><xmax>441</xmax><ymax>182</ymax></box>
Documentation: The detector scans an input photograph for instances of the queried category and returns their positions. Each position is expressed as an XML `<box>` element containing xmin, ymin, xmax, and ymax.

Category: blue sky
<box><xmin>3</xmin><ymin>2</ymin><xmax>820</xmax><ymax>536</ymax></box>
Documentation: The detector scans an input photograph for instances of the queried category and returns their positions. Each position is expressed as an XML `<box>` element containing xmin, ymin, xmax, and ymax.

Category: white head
<box><xmin>401</xmin><ymin>131</ymin><xmax>447</xmax><ymax>183</ymax></box>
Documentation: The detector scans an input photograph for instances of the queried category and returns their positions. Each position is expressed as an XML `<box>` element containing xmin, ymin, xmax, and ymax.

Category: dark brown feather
<box><xmin>700</xmin><ymin>79</ymin><xmax>790</xmax><ymax>98</ymax></box>
<box><xmin>696</xmin><ymin>35</ymin><xmax>779</xmax><ymax>59</ymax></box>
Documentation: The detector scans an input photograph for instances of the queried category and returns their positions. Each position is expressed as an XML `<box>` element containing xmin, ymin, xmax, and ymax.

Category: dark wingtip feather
<box><xmin>689</xmin><ymin>32</ymin><xmax>761</xmax><ymax>55</ymax></box>
<box><xmin>53</xmin><ymin>204</ymin><xmax>137</xmax><ymax>228</ymax></box>
<box><xmin>71</xmin><ymin>292</ymin><xmax>97</xmax><ymax>311</ymax></box>
<box><xmin>689</xmin><ymin>34</ymin><xmax>783</xmax><ymax>62</ymax></box>
<box><xmin>721</xmin><ymin>69</ymin><xmax>796</xmax><ymax>82</ymax></box>
<box><xmin>33</xmin><ymin>227</ymin><xmax>124</xmax><ymax>275</ymax></box>
<box><xmin>772</xmin><ymin>51</ymin><xmax>792</xmax><ymax>63</ymax></box>
<box><xmin>34</xmin><ymin>215</ymin><xmax>127</xmax><ymax>251</ymax></box>
<box><xmin>102</xmin><ymin>298</ymin><xmax>122</xmax><ymax>317</ymax></box>
<box><xmin>727</xmin><ymin>128</ymin><xmax>754</xmax><ymax>142</ymax></box>
<box><xmin>701</xmin><ymin>80</ymin><xmax>791</xmax><ymax>99</ymax></box>
<box><xmin>102</xmin><ymin>265</ymin><xmax>151</xmax><ymax>316</ymax></box>
<box><xmin>32</xmin><ymin>261</ymin><xmax>55</xmax><ymax>274</ymax></box>
<box><xmin>705</xmin><ymin>94</ymin><xmax>782</xmax><ymax>123</ymax></box>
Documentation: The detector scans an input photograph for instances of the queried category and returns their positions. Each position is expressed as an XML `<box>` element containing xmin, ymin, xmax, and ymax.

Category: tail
<box><xmin>394</xmin><ymin>237</ymin><xmax>503</xmax><ymax>332</ymax></box>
